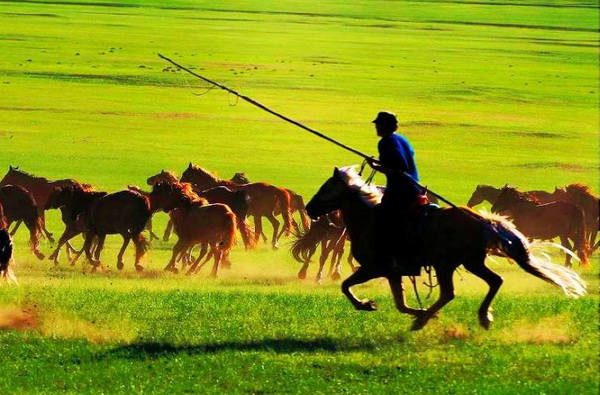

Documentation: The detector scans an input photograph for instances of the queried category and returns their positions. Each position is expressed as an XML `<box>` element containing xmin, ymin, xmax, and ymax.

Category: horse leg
<box><xmin>48</xmin><ymin>228</ymin><xmax>78</xmax><ymax>265</ymax></box>
<box><xmin>92</xmin><ymin>234</ymin><xmax>106</xmax><ymax>269</ymax></box>
<box><xmin>265</xmin><ymin>213</ymin><xmax>280</xmax><ymax>250</ymax></box>
<box><xmin>330</xmin><ymin>234</ymin><xmax>345</xmax><ymax>280</ymax></box>
<box><xmin>341</xmin><ymin>268</ymin><xmax>378</xmax><ymax>311</ymax></box>
<box><xmin>387</xmin><ymin>274</ymin><xmax>426</xmax><ymax>317</ymax></box>
<box><xmin>163</xmin><ymin>219</ymin><xmax>174</xmax><ymax>242</ymax></box>
<box><xmin>559</xmin><ymin>236</ymin><xmax>573</xmax><ymax>267</ymax></box>
<box><xmin>411</xmin><ymin>267</ymin><xmax>455</xmax><ymax>331</ymax></box>
<box><xmin>116</xmin><ymin>235</ymin><xmax>131</xmax><ymax>270</ymax></box>
<box><xmin>9</xmin><ymin>220</ymin><xmax>22</xmax><ymax>236</ymax></box>
<box><xmin>39</xmin><ymin>211</ymin><xmax>54</xmax><ymax>243</ymax></box>
<box><xmin>146</xmin><ymin>217</ymin><xmax>159</xmax><ymax>241</ymax></box>
<box><xmin>25</xmin><ymin>220</ymin><xmax>44</xmax><ymax>260</ymax></box>
<box><xmin>463</xmin><ymin>258</ymin><xmax>503</xmax><ymax>330</ymax></box>
<box><xmin>298</xmin><ymin>259</ymin><xmax>310</xmax><ymax>280</ymax></box>
<box><xmin>317</xmin><ymin>240</ymin><xmax>333</xmax><ymax>284</ymax></box>
<box><xmin>165</xmin><ymin>239</ymin><xmax>187</xmax><ymax>273</ymax></box>
<box><xmin>187</xmin><ymin>243</ymin><xmax>209</xmax><ymax>275</ymax></box>
<box><xmin>210</xmin><ymin>244</ymin><xmax>222</xmax><ymax>278</ymax></box>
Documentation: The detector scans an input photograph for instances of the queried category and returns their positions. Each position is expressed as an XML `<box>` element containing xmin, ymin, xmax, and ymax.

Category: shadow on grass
<box><xmin>99</xmin><ymin>337</ymin><xmax>385</xmax><ymax>360</ymax></box>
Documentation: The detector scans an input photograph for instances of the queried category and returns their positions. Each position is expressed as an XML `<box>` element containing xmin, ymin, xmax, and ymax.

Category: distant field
<box><xmin>0</xmin><ymin>0</ymin><xmax>598</xmax><ymax>394</ymax></box>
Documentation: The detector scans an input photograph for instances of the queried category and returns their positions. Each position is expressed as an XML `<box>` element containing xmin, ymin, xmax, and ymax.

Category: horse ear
<box><xmin>188</xmin><ymin>162</ymin><xmax>192</xmax><ymax>168</ymax></box>
<box><xmin>9</xmin><ymin>165</ymin><xmax>13</xmax><ymax>170</ymax></box>
<box><xmin>333</xmin><ymin>167</ymin><xmax>340</xmax><ymax>177</ymax></box>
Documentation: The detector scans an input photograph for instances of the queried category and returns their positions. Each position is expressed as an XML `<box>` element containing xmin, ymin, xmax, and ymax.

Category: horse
<box><xmin>292</xmin><ymin>210</ymin><xmax>356</xmax><ymax>283</ymax></box>
<box><xmin>492</xmin><ymin>186</ymin><xmax>590</xmax><ymax>267</ymax></box>
<box><xmin>181</xmin><ymin>163</ymin><xmax>292</xmax><ymax>249</ymax></box>
<box><xmin>0</xmin><ymin>204</ymin><xmax>17</xmax><ymax>284</ymax></box>
<box><xmin>305</xmin><ymin>166</ymin><xmax>586</xmax><ymax>330</ymax></box>
<box><xmin>552</xmin><ymin>183</ymin><xmax>599</xmax><ymax>252</ymax></box>
<box><xmin>78</xmin><ymin>184</ymin><xmax>189</xmax><ymax>271</ymax></box>
<box><xmin>467</xmin><ymin>184</ymin><xmax>555</xmax><ymax>208</ymax></box>
<box><xmin>0</xmin><ymin>185</ymin><xmax>44</xmax><ymax>260</ymax></box>
<box><xmin>231</xmin><ymin>172</ymin><xmax>250</xmax><ymax>184</ymax></box>
<box><xmin>45</xmin><ymin>184</ymin><xmax>107</xmax><ymax>265</ymax></box>
<box><xmin>146</xmin><ymin>171</ymin><xmax>255</xmax><ymax>249</ymax></box>
<box><xmin>151</xmin><ymin>182</ymin><xmax>237</xmax><ymax>277</ymax></box>
<box><xmin>0</xmin><ymin>166</ymin><xmax>83</xmax><ymax>241</ymax></box>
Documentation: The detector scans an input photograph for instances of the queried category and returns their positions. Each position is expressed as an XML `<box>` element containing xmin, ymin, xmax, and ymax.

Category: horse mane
<box><xmin>338</xmin><ymin>166</ymin><xmax>383</xmax><ymax>207</ymax></box>
<box><xmin>501</xmin><ymin>186</ymin><xmax>540</xmax><ymax>204</ymax></box>
<box><xmin>7</xmin><ymin>166</ymin><xmax>49</xmax><ymax>182</ymax></box>
<box><xmin>169</xmin><ymin>181</ymin><xmax>208</xmax><ymax>205</ymax></box>
<box><xmin>565</xmin><ymin>183</ymin><xmax>594</xmax><ymax>198</ymax></box>
<box><xmin>188</xmin><ymin>164</ymin><xmax>222</xmax><ymax>182</ymax></box>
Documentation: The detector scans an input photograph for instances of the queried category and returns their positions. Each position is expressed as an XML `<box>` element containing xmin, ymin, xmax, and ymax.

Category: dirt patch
<box><xmin>0</xmin><ymin>307</ymin><xmax>38</xmax><ymax>331</ymax></box>
<box><xmin>496</xmin><ymin>315</ymin><xmax>574</xmax><ymax>344</ymax></box>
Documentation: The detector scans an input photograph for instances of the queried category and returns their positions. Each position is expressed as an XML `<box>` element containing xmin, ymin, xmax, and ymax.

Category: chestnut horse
<box><xmin>181</xmin><ymin>163</ymin><xmax>292</xmax><ymax>249</ymax></box>
<box><xmin>292</xmin><ymin>210</ymin><xmax>356</xmax><ymax>283</ymax></box>
<box><xmin>151</xmin><ymin>182</ymin><xmax>237</xmax><ymax>277</ymax></box>
<box><xmin>553</xmin><ymin>183</ymin><xmax>599</xmax><ymax>252</ymax></box>
<box><xmin>0</xmin><ymin>185</ymin><xmax>44</xmax><ymax>260</ymax></box>
<box><xmin>0</xmin><ymin>166</ymin><xmax>82</xmax><ymax>241</ymax></box>
<box><xmin>492</xmin><ymin>186</ymin><xmax>590</xmax><ymax>267</ymax></box>
<box><xmin>305</xmin><ymin>167</ymin><xmax>586</xmax><ymax>330</ymax></box>
<box><xmin>146</xmin><ymin>171</ymin><xmax>254</xmax><ymax>249</ymax></box>
<box><xmin>45</xmin><ymin>184</ymin><xmax>107</xmax><ymax>265</ymax></box>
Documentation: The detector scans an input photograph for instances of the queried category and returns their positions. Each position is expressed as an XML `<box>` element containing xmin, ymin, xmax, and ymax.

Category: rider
<box><xmin>367</xmin><ymin>111</ymin><xmax>422</xmax><ymax>275</ymax></box>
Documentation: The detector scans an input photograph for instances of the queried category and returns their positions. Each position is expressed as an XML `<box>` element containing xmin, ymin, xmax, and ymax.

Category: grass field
<box><xmin>0</xmin><ymin>0</ymin><xmax>598</xmax><ymax>393</ymax></box>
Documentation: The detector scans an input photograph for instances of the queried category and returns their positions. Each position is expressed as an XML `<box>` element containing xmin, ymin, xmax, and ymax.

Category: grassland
<box><xmin>0</xmin><ymin>0</ymin><xmax>598</xmax><ymax>393</ymax></box>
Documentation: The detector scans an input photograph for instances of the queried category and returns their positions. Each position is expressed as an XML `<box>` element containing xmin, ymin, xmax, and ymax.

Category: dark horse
<box><xmin>467</xmin><ymin>184</ymin><xmax>554</xmax><ymax>208</ymax></box>
<box><xmin>45</xmin><ymin>184</ymin><xmax>107</xmax><ymax>265</ymax></box>
<box><xmin>0</xmin><ymin>204</ymin><xmax>17</xmax><ymax>284</ymax></box>
<box><xmin>0</xmin><ymin>166</ymin><xmax>83</xmax><ymax>241</ymax></box>
<box><xmin>305</xmin><ymin>167</ymin><xmax>586</xmax><ymax>330</ymax></box>
<box><xmin>0</xmin><ymin>185</ymin><xmax>44</xmax><ymax>260</ymax></box>
<box><xmin>492</xmin><ymin>186</ymin><xmax>590</xmax><ymax>267</ymax></box>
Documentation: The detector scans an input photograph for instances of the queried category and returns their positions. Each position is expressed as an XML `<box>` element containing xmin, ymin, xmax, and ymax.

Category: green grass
<box><xmin>0</xmin><ymin>0</ymin><xmax>598</xmax><ymax>393</ymax></box>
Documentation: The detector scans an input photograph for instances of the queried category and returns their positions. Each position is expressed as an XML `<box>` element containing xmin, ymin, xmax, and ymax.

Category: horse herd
<box><xmin>0</xmin><ymin>164</ymin><xmax>597</xmax><ymax>285</ymax></box>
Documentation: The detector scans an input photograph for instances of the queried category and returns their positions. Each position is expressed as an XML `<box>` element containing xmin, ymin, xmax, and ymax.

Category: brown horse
<box><xmin>492</xmin><ymin>186</ymin><xmax>589</xmax><ymax>267</ymax></box>
<box><xmin>0</xmin><ymin>185</ymin><xmax>44</xmax><ymax>260</ymax></box>
<box><xmin>292</xmin><ymin>210</ymin><xmax>356</xmax><ymax>283</ymax></box>
<box><xmin>80</xmin><ymin>182</ymin><xmax>195</xmax><ymax>271</ymax></box>
<box><xmin>146</xmin><ymin>171</ymin><xmax>254</xmax><ymax>249</ymax></box>
<box><xmin>0</xmin><ymin>166</ymin><xmax>83</xmax><ymax>241</ymax></box>
<box><xmin>181</xmin><ymin>163</ymin><xmax>292</xmax><ymax>249</ymax></box>
<box><xmin>305</xmin><ymin>167</ymin><xmax>586</xmax><ymax>330</ymax></box>
<box><xmin>467</xmin><ymin>184</ymin><xmax>554</xmax><ymax>208</ymax></box>
<box><xmin>45</xmin><ymin>184</ymin><xmax>107</xmax><ymax>265</ymax></box>
<box><xmin>553</xmin><ymin>183</ymin><xmax>599</xmax><ymax>252</ymax></box>
<box><xmin>152</xmin><ymin>182</ymin><xmax>237</xmax><ymax>277</ymax></box>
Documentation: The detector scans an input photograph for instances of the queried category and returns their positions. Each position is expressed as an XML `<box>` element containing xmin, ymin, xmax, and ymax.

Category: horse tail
<box><xmin>483</xmin><ymin>214</ymin><xmax>587</xmax><ymax>298</ymax></box>
<box><xmin>571</xmin><ymin>207</ymin><xmax>590</xmax><ymax>267</ymax></box>
<box><xmin>25</xmin><ymin>214</ymin><xmax>44</xmax><ymax>260</ymax></box>
<box><xmin>221</xmin><ymin>210</ymin><xmax>237</xmax><ymax>252</ymax></box>
<box><xmin>294</xmin><ymin>195</ymin><xmax>311</xmax><ymax>232</ymax></box>
<box><xmin>290</xmin><ymin>218</ymin><xmax>328</xmax><ymax>263</ymax></box>
<box><xmin>134</xmin><ymin>233</ymin><xmax>149</xmax><ymax>261</ymax></box>
<box><xmin>274</xmin><ymin>187</ymin><xmax>293</xmax><ymax>237</ymax></box>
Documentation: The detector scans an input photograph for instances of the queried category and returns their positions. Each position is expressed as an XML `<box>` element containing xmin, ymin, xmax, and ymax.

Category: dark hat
<box><xmin>372</xmin><ymin>111</ymin><xmax>398</xmax><ymax>125</ymax></box>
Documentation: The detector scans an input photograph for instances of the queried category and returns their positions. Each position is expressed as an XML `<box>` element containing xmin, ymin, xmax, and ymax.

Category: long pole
<box><xmin>158</xmin><ymin>54</ymin><xmax>461</xmax><ymax>209</ymax></box>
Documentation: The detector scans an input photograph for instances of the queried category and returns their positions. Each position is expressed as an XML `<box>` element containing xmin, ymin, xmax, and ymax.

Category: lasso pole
<box><xmin>157</xmin><ymin>53</ymin><xmax>464</xmax><ymax>211</ymax></box>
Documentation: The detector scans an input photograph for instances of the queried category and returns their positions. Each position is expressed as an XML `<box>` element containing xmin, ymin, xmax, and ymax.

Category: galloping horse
<box><xmin>305</xmin><ymin>167</ymin><xmax>586</xmax><ymax>330</ymax></box>
<box><xmin>153</xmin><ymin>182</ymin><xmax>237</xmax><ymax>277</ymax></box>
<box><xmin>292</xmin><ymin>210</ymin><xmax>355</xmax><ymax>283</ymax></box>
<box><xmin>146</xmin><ymin>170</ymin><xmax>254</xmax><ymax>249</ymax></box>
<box><xmin>181</xmin><ymin>163</ymin><xmax>292</xmax><ymax>249</ymax></box>
<box><xmin>45</xmin><ymin>184</ymin><xmax>107</xmax><ymax>265</ymax></box>
<box><xmin>0</xmin><ymin>185</ymin><xmax>44</xmax><ymax>260</ymax></box>
<box><xmin>492</xmin><ymin>186</ymin><xmax>589</xmax><ymax>267</ymax></box>
<box><xmin>552</xmin><ymin>183</ymin><xmax>599</xmax><ymax>252</ymax></box>
<box><xmin>0</xmin><ymin>166</ymin><xmax>82</xmax><ymax>241</ymax></box>
<box><xmin>467</xmin><ymin>184</ymin><xmax>554</xmax><ymax>208</ymax></box>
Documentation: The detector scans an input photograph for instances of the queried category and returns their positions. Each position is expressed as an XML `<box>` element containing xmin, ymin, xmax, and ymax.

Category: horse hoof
<box><xmin>411</xmin><ymin>316</ymin><xmax>429</xmax><ymax>331</ymax></box>
<box><xmin>135</xmin><ymin>265</ymin><xmax>144</xmax><ymax>272</ymax></box>
<box><xmin>116</xmin><ymin>261</ymin><xmax>124</xmax><ymax>270</ymax></box>
<box><xmin>165</xmin><ymin>267</ymin><xmax>179</xmax><ymax>274</ymax></box>
<box><xmin>35</xmin><ymin>252</ymin><xmax>45</xmax><ymax>260</ymax></box>
<box><xmin>356</xmin><ymin>300</ymin><xmax>377</xmax><ymax>311</ymax></box>
<box><xmin>297</xmin><ymin>272</ymin><xmax>307</xmax><ymax>280</ymax></box>
<box><xmin>479</xmin><ymin>312</ymin><xmax>494</xmax><ymax>330</ymax></box>
<box><xmin>331</xmin><ymin>272</ymin><xmax>341</xmax><ymax>281</ymax></box>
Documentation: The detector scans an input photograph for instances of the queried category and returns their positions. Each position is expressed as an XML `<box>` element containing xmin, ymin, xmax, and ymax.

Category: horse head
<box><xmin>147</xmin><ymin>170</ymin><xmax>178</xmax><ymax>186</ymax></box>
<box><xmin>45</xmin><ymin>185</ymin><xmax>76</xmax><ymax>209</ymax></box>
<box><xmin>306</xmin><ymin>168</ymin><xmax>351</xmax><ymax>219</ymax></box>
<box><xmin>150</xmin><ymin>182</ymin><xmax>195</xmax><ymax>212</ymax></box>
<box><xmin>231</xmin><ymin>172</ymin><xmax>250</xmax><ymax>184</ymax></box>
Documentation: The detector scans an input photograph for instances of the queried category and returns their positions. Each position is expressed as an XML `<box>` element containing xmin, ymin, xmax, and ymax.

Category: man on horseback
<box><xmin>367</xmin><ymin>111</ymin><xmax>422</xmax><ymax>275</ymax></box>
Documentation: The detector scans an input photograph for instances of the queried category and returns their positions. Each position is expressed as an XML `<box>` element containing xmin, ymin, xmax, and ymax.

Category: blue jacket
<box><xmin>378</xmin><ymin>133</ymin><xmax>420</xmax><ymax>205</ymax></box>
